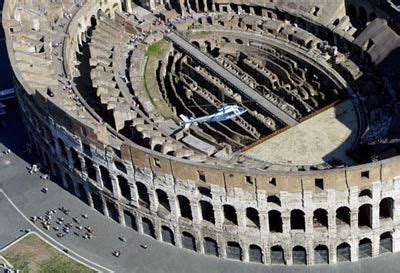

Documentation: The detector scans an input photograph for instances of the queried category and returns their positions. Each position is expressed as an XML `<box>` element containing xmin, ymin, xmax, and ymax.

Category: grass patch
<box><xmin>145</xmin><ymin>40</ymin><xmax>169</xmax><ymax>58</ymax></box>
<box><xmin>2</xmin><ymin>234</ymin><xmax>94</xmax><ymax>273</ymax></box>
<box><xmin>143</xmin><ymin>40</ymin><xmax>177</xmax><ymax>120</ymax></box>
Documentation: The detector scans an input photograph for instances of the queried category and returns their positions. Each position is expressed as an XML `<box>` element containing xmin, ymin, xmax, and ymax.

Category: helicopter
<box><xmin>180</xmin><ymin>103</ymin><xmax>247</xmax><ymax>129</ymax></box>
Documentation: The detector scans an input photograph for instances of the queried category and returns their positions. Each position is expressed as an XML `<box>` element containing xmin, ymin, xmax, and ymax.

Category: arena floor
<box><xmin>243</xmin><ymin>99</ymin><xmax>358</xmax><ymax>166</ymax></box>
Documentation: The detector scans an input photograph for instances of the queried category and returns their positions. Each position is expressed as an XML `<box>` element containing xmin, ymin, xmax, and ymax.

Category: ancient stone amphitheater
<box><xmin>3</xmin><ymin>0</ymin><xmax>400</xmax><ymax>266</ymax></box>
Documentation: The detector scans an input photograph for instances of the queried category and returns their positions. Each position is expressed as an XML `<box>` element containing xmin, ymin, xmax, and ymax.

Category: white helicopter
<box><xmin>180</xmin><ymin>103</ymin><xmax>247</xmax><ymax>129</ymax></box>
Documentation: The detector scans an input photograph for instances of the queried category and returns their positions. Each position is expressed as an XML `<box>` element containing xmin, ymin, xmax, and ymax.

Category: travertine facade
<box><xmin>3</xmin><ymin>0</ymin><xmax>400</xmax><ymax>266</ymax></box>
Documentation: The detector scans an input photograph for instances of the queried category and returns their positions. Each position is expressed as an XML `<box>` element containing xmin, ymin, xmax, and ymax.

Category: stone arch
<box><xmin>64</xmin><ymin>173</ymin><xmax>75</xmax><ymax>193</ymax></box>
<box><xmin>249</xmin><ymin>244</ymin><xmax>263</xmax><ymax>263</ymax></box>
<box><xmin>359</xmin><ymin>238</ymin><xmax>372</xmax><ymax>259</ymax></box>
<box><xmin>200</xmin><ymin>200</ymin><xmax>215</xmax><ymax>224</ymax></box>
<box><xmin>142</xmin><ymin>217</ymin><xmax>155</xmax><ymax>238</ymax></box>
<box><xmin>290</xmin><ymin>209</ymin><xmax>305</xmax><ymax>230</ymax></box>
<box><xmin>347</xmin><ymin>4</ymin><xmax>357</xmax><ymax>19</ymax></box>
<box><xmin>292</xmin><ymin>245</ymin><xmax>307</xmax><ymax>265</ymax></box>
<box><xmin>380</xmin><ymin>232</ymin><xmax>393</xmax><ymax>254</ymax></box>
<box><xmin>123</xmin><ymin>210</ymin><xmax>137</xmax><ymax>230</ymax></box>
<box><xmin>91</xmin><ymin>192</ymin><xmax>103</xmax><ymax>213</ymax></box>
<box><xmin>136</xmin><ymin>182</ymin><xmax>150</xmax><ymax>208</ymax></box>
<box><xmin>270</xmin><ymin>245</ymin><xmax>285</xmax><ymax>264</ymax></box>
<box><xmin>192</xmin><ymin>40</ymin><xmax>200</xmax><ymax>48</ymax></box>
<box><xmin>313</xmin><ymin>208</ymin><xmax>328</xmax><ymax>229</ymax></box>
<box><xmin>269</xmin><ymin>210</ymin><xmax>282</xmax><ymax>232</ymax></box>
<box><xmin>359</xmin><ymin>188</ymin><xmax>372</xmax><ymax>199</ymax></box>
<box><xmin>70</xmin><ymin>148</ymin><xmax>81</xmax><ymax>171</ymax></box>
<box><xmin>114</xmin><ymin>161</ymin><xmax>127</xmax><ymax>173</ymax></box>
<box><xmin>156</xmin><ymin>189</ymin><xmax>171</xmax><ymax>214</ymax></box>
<box><xmin>358</xmin><ymin>204</ymin><xmax>372</xmax><ymax>228</ymax></box>
<box><xmin>117</xmin><ymin>175</ymin><xmax>130</xmax><ymax>200</ymax></box>
<box><xmin>223</xmin><ymin>204</ymin><xmax>238</xmax><ymax>225</ymax></box>
<box><xmin>57</xmin><ymin>138</ymin><xmax>67</xmax><ymax>158</ymax></box>
<box><xmin>77</xmin><ymin>183</ymin><xmax>89</xmax><ymax>205</ymax></box>
<box><xmin>336</xmin><ymin>206</ymin><xmax>350</xmax><ymax>226</ymax></box>
<box><xmin>337</xmin><ymin>242</ymin><xmax>351</xmax><ymax>262</ymax></box>
<box><xmin>204</xmin><ymin>237</ymin><xmax>218</xmax><ymax>256</ymax></box>
<box><xmin>198</xmin><ymin>186</ymin><xmax>211</xmax><ymax>197</ymax></box>
<box><xmin>85</xmin><ymin>157</ymin><xmax>97</xmax><ymax>181</ymax></box>
<box><xmin>359</xmin><ymin>6</ymin><xmax>367</xmax><ymax>24</ymax></box>
<box><xmin>177</xmin><ymin>195</ymin><xmax>192</xmax><ymax>220</ymax></box>
<box><xmin>267</xmin><ymin>195</ymin><xmax>281</xmax><ymax>206</ymax></box>
<box><xmin>182</xmin><ymin>231</ymin><xmax>196</xmax><ymax>251</ymax></box>
<box><xmin>314</xmin><ymin>245</ymin><xmax>329</xmax><ymax>264</ymax></box>
<box><xmin>379</xmin><ymin>197</ymin><xmax>394</xmax><ymax>219</ymax></box>
<box><xmin>106</xmin><ymin>201</ymin><xmax>119</xmax><ymax>223</ymax></box>
<box><xmin>246</xmin><ymin>207</ymin><xmax>260</xmax><ymax>229</ymax></box>
<box><xmin>161</xmin><ymin>225</ymin><xmax>175</xmax><ymax>245</ymax></box>
<box><xmin>100</xmin><ymin>165</ymin><xmax>113</xmax><ymax>192</ymax></box>
<box><xmin>226</xmin><ymin>242</ymin><xmax>242</xmax><ymax>260</ymax></box>
<box><xmin>235</xmin><ymin>38</ymin><xmax>243</xmax><ymax>45</ymax></box>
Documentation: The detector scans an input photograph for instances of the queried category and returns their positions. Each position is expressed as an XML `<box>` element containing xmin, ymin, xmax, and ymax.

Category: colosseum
<box><xmin>2</xmin><ymin>0</ymin><xmax>400</xmax><ymax>267</ymax></box>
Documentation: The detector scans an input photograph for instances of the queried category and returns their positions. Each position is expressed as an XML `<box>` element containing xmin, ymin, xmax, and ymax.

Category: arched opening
<box><xmin>336</xmin><ymin>207</ymin><xmax>350</xmax><ymax>227</ymax></box>
<box><xmin>235</xmin><ymin>38</ymin><xmax>243</xmax><ymax>45</ymax></box>
<box><xmin>359</xmin><ymin>189</ymin><xmax>372</xmax><ymax>199</ymax></box>
<box><xmin>77</xmin><ymin>183</ymin><xmax>89</xmax><ymax>205</ymax></box>
<box><xmin>191</xmin><ymin>41</ymin><xmax>200</xmax><ymax>48</ymax></box>
<box><xmin>379</xmin><ymin>198</ymin><xmax>394</xmax><ymax>219</ymax></box>
<box><xmin>292</xmin><ymin>246</ymin><xmax>307</xmax><ymax>265</ymax></box>
<box><xmin>161</xmin><ymin>226</ymin><xmax>175</xmax><ymax>245</ymax></box>
<box><xmin>267</xmin><ymin>195</ymin><xmax>281</xmax><ymax>206</ymax></box>
<box><xmin>70</xmin><ymin>148</ymin><xmax>81</xmax><ymax>171</ymax></box>
<box><xmin>106</xmin><ymin>201</ymin><xmax>119</xmax><ymax>223</ymax></box>
<box><xmin>347</xmin><ymin>4</ymin><xmax>357</xmax><ymax>19</ymax></box>
<box><xmin>124</xmin><ymin>210</ymin><xmax>137</xmax><ymax>230</ymax></box>
<box><xmin>246</xmin><ymin>208</ymin><xmax>260</xmax><ymax>229</ymax></box>
<box><xmin>136</xmin><ymin>182</ymin><xmax>150</xmax><ymax>208</ymax></box>
<box><xmin>53</xmin><ymin>165</ymin><xmax>62</xmax><ymax>185</ymax></box>
<box><xmin>114</xmin><ymin>161</ymin><xmax>127</xmax><ymax>173</ymax></box>
<box><xmin>337</xmin><ymin>243</ymin><xmax>351</xmax><ymax>262</ymax></box>
<box><xmin>314</xmin><ymin>245</ymin><xmax>329</xmax><ymax>264</ymax></box>
<box><xmin>380</xmin><ymin>232</ymin><xmax>393</xmax><ymax>254</ymax></box>
<box><xmin>223</xmin><ymin>204</ymin><xmax>238</xmax><ymax>225</ymax></box>
<box><xmin>198</xmin><ymin>187</ymin><xmax>212</xmax><ymax>198</ymax></box>
<box><xmin>91</xmin><ymin>192</ymin><xmax>103</xmax><ymax>214</ymax></box>
<box><xmin>290</xmin><ymin>209</ymin><xmax>305</xmax><ymax>231</ymax></box>
<box><xmin>359</xmin><ymin>238</ymin><xmax>372</xmax><ymax>259</ymax></box>
<box><xmin>84</xmin><ymin>158</ymin><xmax>97</xmax><ymax>181</ymax></box>
<box><xmin>226</xmin><ymin>242</ymin><xmax>242</xmax><ymax>260</ymax></box>
<box><xmin>270</xmin><ymin>245</ymin><xmax>285</xmax><ymax>264</ymax></box>
<box><xmin>204</xmin><ymin>237</ymin><xmax>218</xmax><ymax>256</ymax></box>
<box><xmin>268</xmin><ymin>210</ymin><xmax>282</xmax><ymax>232</ymax></box>
<box><xmin>142</xmin><ymin>218</ymin><xmax>155</xmax><ymax>238</ymax></box>
<box><xmin>90</xmin><ymin>15</ymin><xmax>97</xmax><ymax>29</ymax></box>
<box><xmin>99</xmin><ymin>165</ymin><xmax>113</xmax><ymax>192</ymax></box>
<box><xmin>359</xmin><ymin>6</ymin><xmax>367</xmax><ymax>25</ymax></box>
<box><xmin>182</xmin><ymin>232</ymin><xmax>196</xmax><ymax>251</ymax></box>
<box><xmin>200</xmin><ymin>200</ymin><xmax>215</xmax><ymax>224</ymax></box>
<box><xmin>156</xmin><ymin>189</ymin><xmax>171</xmax><ymax>214</ymax></box>
<box><xmin>313</xmin><ymin>209</ymin><xmax>328</xmax><ymax>229</ymax></box>
<box><xmin>57</xmin><ymin>138</ymin><xmax>67</xmax><ymax>158</ymax></box>
<box><xmin>358</xmin><ymin>204</ymin><xmax>373</xmax><ymax>228</ymax></box>
<box><xmin>64</xmin><ymin>173</ymin><xmax>75</xmax><ymax>193</ymax></box>
<box><xmin>249</xmin><ymin>244</ymin><xmax>263</xmax><ymax>263</ymax></box>
<box><xmin>178</xmin><ymin>195</ymin><xmax>192</xmax><ymax>220</ymax></box>
<box><xmin>333</xmin><ymin>18</ymin><xmax>340</xmax><ymax>26</ymax></box>
<box><xmin>117</xmin><ymin>175</ymin><xmax>131</xmax><ymax>200</ymax></box>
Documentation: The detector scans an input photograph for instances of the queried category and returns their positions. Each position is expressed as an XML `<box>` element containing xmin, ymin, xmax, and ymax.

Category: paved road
<box><xmin>1</xmin><ymin>103</ymin><xmax>400</xmax><ymax>272</ymax></box>
<box><xmin>165</xmin><ymin>32</ymin><xmax>299</xmax><ymax>126</ymax></box>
